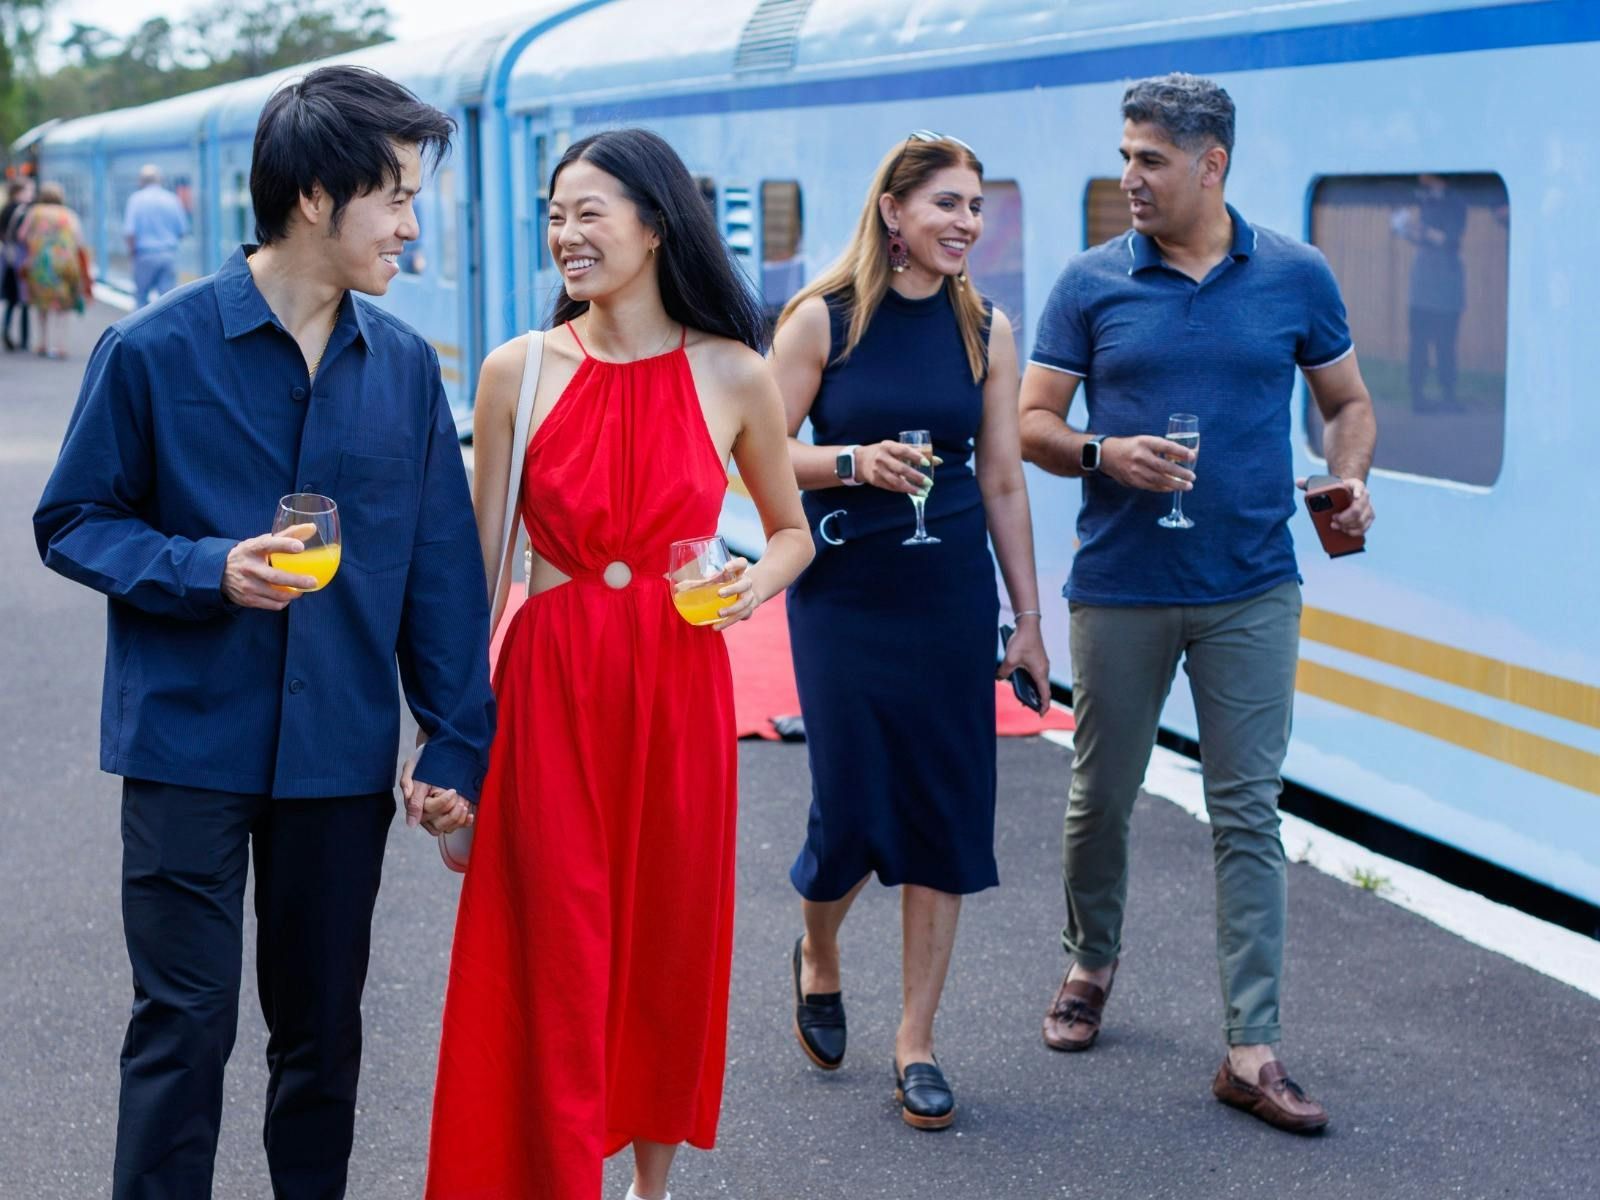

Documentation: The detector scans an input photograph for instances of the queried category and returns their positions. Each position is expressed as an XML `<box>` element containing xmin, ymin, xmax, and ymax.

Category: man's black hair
<box><xmin>250</xmin><ymin>65</ymin><xmax>455</xmax><ymax>245</ymax></box>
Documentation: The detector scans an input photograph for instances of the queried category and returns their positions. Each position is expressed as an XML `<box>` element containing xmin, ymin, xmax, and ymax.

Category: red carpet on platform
<box><xmin>495</xmin><ymin>585</ymin><xmax>1073</xmax><ymax>741</ymax></box>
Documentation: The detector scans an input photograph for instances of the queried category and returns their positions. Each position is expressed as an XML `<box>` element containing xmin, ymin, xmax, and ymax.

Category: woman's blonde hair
<box><xmin>37</xmin><ymin>181</ymin><xmax>65</xmax><ymax>205</ymax></box>
<box><xmin>776</xmin><ymin>136</ymin><xmax>990</xmax><ymax>383</ymax></box>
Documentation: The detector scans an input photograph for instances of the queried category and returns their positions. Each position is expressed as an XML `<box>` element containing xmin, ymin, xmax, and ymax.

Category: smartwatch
<box><xmin>836</xmin><ymin>444</ymin><xmax>863</xmax><ymax>486</ymax></box>
<box><xmin>1080</xmin><ymin>435</ymin><xmax>1107</xmax><ymax>473</ymax></box>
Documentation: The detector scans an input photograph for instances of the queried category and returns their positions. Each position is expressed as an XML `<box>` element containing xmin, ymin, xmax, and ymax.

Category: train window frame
<box><xmin>967</xmin><ymin>177</ymin><xmax>1025</xmax><ymax>335</ymax></box>
<box><xmin>1304</xmin><ymin>171</ymin><xmax>1509</xmax><ymax>490</ymax></box>
<box><xmin>1083</xmin><ymin>178</ymin><xmax>1129</xmax><ymax>248</ymax></box>
<box><xmin>759</xmin><ymin>179</ymin><xmax>804</xmax><ymax>313</ymax></box>
<box><xmin>435</xmin><ymin>165</ymin><xmax>459</xmax><ymax>286</ymax></box>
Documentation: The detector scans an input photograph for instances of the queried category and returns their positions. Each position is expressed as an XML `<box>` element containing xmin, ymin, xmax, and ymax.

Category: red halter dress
<box><xmin>426</xmin><ymin>324</ymin><xmax>737</xmax><ymax>1198</ymax></box>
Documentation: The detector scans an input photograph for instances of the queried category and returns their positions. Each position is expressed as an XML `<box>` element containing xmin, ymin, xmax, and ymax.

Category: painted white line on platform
<box><xmin>94</xmin><ymin>283</ymin><xmax>135</xmax><ymax>313</ymax></box>
<box><xmin>1039</xmin><ymin>728</ymin><xmax>1600</xmax><ymax>1001</ymax></box>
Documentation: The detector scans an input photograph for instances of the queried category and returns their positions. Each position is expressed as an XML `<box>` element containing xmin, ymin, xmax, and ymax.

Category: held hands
<box><xmin>856</xmin><ymin>441</ymin><xmax>935</xmax><ymax>494</ymax></box>
<box><xmin>222</xmin><ymin>524</ymin><xmax>320</xmax><ymax>610</ymax></box>
<box><xmin>1100</xmin><ymin>437</ymin><xmax>1195</xmax><ymax>493</ymax></box>
<box><xmin>1296</xmin><ymin>475</ymin><xmax>1376</xmax><ymax>535</ymax></box>
<box><xmin>997</xmin><ymin>618</ymin><xmax>1052</xmax><ymax>716</ymax></box>
<box><xmin>399</xmin><ymin>751</ymin><xmax>474</xmax><ymax>835</ymax></box>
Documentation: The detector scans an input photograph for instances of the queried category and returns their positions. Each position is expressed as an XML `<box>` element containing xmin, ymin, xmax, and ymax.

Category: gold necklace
<box><xmin>307</xmin><ymin>303</ymin><xmax>340</xmax><ymax>380</ymax></box>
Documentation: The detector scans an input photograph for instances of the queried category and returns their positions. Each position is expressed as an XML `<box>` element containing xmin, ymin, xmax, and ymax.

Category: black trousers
<box><xmin>113</xmin><ymin>779</ymin><xmax>395</xmax><ymax>1200</ymax></box>
<box><xmin>1408</xmin><ymin>305</ymin><xmax>1461</xmax><ymax>409</ymax></box>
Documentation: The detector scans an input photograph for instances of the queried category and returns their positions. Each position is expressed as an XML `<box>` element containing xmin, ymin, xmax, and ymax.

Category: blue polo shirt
<box><xmin>123</xmin><ymin>185</ymin><xmax>188</xmax><ymax>257</ymax></box>
<box><xmin>1031</xmin><ymin>205</ymin><xmax>1352</xmax><ymax>606</ymax></box>
<box><xmin>34</xmin><ymin>247</ymin><xmax>496</xmax><ymax>800</ymax></box>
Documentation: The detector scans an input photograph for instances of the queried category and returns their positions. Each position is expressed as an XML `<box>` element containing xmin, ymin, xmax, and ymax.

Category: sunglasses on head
<box><xmin>904</xmin><ymin>129</ymin><xmax>976</xmax><ymax>154</ymax></box>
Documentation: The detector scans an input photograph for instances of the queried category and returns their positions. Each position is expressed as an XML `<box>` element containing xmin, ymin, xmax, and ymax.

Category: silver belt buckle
<box><xmin>818</xmin><ymin>509</ymin><xmax>847</xmax><ymax>546</ymax></box>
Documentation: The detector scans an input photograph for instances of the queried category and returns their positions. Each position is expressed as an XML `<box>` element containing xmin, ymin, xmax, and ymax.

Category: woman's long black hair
<box><xmin>547</xmin><ymin>128</ymin><xmax>767</xmax><ymax>353</ymax></box>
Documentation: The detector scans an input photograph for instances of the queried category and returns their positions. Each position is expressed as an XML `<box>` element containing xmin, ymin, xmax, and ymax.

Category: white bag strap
<box><xmin>488</xmin><ymin>330</ymin><xmax>543</xmax><ymax>626</ymax></box>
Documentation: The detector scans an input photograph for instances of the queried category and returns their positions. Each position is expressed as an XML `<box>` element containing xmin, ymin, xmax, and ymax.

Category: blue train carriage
<box><xmin>500</xmin><ymin>0</ymin><xmax>1600</xmax><ymax>907</ymax></box>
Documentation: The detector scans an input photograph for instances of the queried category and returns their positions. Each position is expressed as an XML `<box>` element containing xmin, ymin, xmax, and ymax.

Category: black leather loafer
<box><xmin>791</xmin><ymin>936</ymin><xmax>846</xmax><ymax>1070</ymax></box>
<box><xmin>894</xmin><ymin>1058</ymin><xmax>955</xmax><ymax>1130</ymax></box>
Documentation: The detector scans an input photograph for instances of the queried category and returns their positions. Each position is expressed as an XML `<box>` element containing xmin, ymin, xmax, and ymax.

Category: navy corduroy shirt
<box><xmin>34</xmin><ymin>247</ymin><xmax>495</xmax><ymax>801</ymax></box>
<box><xmin>1031</xmin><ymin>206</ymin><xmax>1353</xmax><ymax>606</ymax></box>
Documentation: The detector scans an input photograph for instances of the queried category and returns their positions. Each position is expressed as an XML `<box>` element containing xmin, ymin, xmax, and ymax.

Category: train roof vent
<box><xmin>734</xmin><ymin>0</ymin><xmax>816</xmax><ymax>74</ymax></box>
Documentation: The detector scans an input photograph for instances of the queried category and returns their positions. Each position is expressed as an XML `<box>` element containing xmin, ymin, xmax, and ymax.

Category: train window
<box><xmin>1307</xmin><ymin>173</ymin><xmax>1509</xmax><ymax>487</ymax></box>
<box><xmin>968</xmin><ymin>179</ymin><xmax>1024</xmax><ymax>334</ymax></box>
<box><xmin>760</xmin><ymin>180</ymin><xmax>803</xmax><ymax>310</ymax></box>
<box><xmin>1084</xmin><ymin>178</ymin><xmax>1129</xmax><ymax>247</ymax></box>
<box><xmin>436</xmin><ymin>166</ymin><xmax>459</xmax><ymax>285</ymax></box>
<box><xmin>229</xmin><ymin>172</ymin><xmax>251</xmax><ymax>247</ymax></box>
<box><xmin>724</xmin><ymin>186</ymin><xmax>754</xmax><ymax>262</ymax></box>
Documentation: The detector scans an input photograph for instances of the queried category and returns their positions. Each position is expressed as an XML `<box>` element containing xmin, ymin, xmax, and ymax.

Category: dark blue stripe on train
<box><xmin>573</xmin><ymin>0</ymin><xmax>1600</xmax><ymax>121</ymax></box>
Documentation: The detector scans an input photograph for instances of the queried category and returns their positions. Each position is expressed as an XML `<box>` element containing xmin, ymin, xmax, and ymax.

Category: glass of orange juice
<box><xmin>667</xmin><ymin>535</ymin><xmax>740</xmax><ymax>626</ymax></box>
<box><xmin>270</xmin><ymin>493</ymin><xmax>342</xmax><ymax>592</ymax></box>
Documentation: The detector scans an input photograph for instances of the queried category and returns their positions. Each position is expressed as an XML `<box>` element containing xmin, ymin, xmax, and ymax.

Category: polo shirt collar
<box><xmin>216</xmin><ymin>245</ymin><xmax>374</xmax><ymax>352</ymax></box>
<box><xmin>1126</xmin><ymin>204</ymin><xmax>1257</xmax><ymax>274</ymax></box>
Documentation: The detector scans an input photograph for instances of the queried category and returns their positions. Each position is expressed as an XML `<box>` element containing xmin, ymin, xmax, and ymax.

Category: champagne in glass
<box><xmin>666</xmin><ymin>534</ymin><xmax>742</xmax><ymax>626</ymax></box>
<box><xmin>270</xmin><ymin>493</ymin><xmax>342</xmax><ymax>590</ymax></box>
<box><xmin>1157</xmin><ymin>414</ymin><xmax>1199</xmax><ymax>530</ymax></box>
<box><xmin>899</xmin><ymin>429</ymin><xmax>940</xmax><ymax>546</ymax></box>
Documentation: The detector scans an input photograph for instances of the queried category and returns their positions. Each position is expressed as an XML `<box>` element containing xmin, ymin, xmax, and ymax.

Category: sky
<box><xmin>39</xmin><ymin>1</ymin><xmax>547</xmax><ymax>69</ymax></box>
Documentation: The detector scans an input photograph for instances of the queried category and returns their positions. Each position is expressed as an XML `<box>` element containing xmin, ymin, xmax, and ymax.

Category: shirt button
<box><xmin>288</xmin><ymin>679</ymin><xmax>305</xmax><ymax>694</ymax></box>
<box><xmin>291</xmin><ymin>386</ymin><xmax>307</xmax><ymax>402</ymax></box>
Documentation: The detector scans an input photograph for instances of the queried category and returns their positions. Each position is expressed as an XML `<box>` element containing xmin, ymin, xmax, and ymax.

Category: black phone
<box><xmin>999</xmin><ymin>624</ymin><xmax>1044</xmax><ymax>713</ymax></box>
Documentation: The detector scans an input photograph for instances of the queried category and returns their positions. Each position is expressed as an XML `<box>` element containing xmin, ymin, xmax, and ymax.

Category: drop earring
<box><xmin>887</xmin><ymin>227</ymin><xmax>909</xmax><ymax>273</ymax></box>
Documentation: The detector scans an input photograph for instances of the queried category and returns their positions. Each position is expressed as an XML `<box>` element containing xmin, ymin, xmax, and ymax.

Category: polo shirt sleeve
<box><xmin>398</xmin><ymin>349</ymin><xmax>496</xmax><ymax>803</ymax></box>
<box><xmin>1029</xmin><ymin>259</ymin><xmax>1092</xmax><ymax>377</ymax></box>
<box><xmin>1297</xmin><ymin>248</ymin><xmax>1355</xmax><ymax>370</ymax></box>
<box><xmin>33</xmin><ymin>328</ymin><xmax>235</xmax><ymax>620</ymax></box>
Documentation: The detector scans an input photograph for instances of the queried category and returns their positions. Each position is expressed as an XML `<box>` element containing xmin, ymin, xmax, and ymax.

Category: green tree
<box><xmin>1</xmin><ymin>0</ymin><xmax>53</xmax><ymax>152</ymax></box>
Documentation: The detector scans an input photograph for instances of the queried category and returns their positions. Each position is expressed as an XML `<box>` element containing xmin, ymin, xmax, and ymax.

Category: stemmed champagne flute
<box><xmin>899</xmin><ymin>429</ymin><xmax>940</xmax><ymax>546</ymax></box>
<box><xmin>270</xmin><ymin>493</ymin><xmax>342</xmax><ymax>590</ymax></box>
<box><xmin>1157</xmin><ymin>414</ymin><xmax>1199</xmax><ymax>530</ymax></box>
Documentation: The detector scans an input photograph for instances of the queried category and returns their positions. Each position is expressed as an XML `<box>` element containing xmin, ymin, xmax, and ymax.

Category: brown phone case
<box><xmin>1303</xmin><ymin>475</ymin><xmax>1365</xmax><ymax>558</ymax></box>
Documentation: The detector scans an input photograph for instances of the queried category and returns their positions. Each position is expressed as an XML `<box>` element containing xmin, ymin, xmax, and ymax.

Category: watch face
<box><xmin>836</xmin><ymin>450</ymin><xmax>854</xmax><ymax>479</ymax></box>
<box><xmin>1082</xmin><ymin>439</ymin><xmax>1100</xmax><ymax>471</ymax></box>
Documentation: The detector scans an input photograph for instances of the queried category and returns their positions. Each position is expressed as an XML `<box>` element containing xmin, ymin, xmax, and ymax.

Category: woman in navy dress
<box><xmin>770</xmin><ymin>133</ymin><xmax>1050</xmax><ymax>1129</ymax></box>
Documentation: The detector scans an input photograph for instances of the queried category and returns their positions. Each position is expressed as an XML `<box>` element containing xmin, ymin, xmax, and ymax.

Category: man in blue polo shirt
<box><xmin>1020</xmin><ymin>73</ymin><xmax>1376</xmax><ymax>1134</ymax></box>
<box><xmin>122</xmin><ymin>164</ymin><xmax>188</xmax><ymax>309</ymax></box>
<box><xmin>35</xmin><ymin>67</ymin><xmax>493</xmax><ymax>1197</ymax></box>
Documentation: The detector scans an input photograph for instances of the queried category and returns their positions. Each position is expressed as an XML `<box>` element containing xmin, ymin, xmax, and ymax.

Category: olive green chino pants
<box><xmin>1062</xmin><ymin>579</ymin><xmax>1301</xmax><ymax>1045</ymax></box>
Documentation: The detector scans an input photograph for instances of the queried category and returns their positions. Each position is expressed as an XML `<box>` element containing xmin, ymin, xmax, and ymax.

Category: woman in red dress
<box><xmin>423</xmin><ymin>129</ymin><xmax>812</xmax><ymax>1199</ymax></box>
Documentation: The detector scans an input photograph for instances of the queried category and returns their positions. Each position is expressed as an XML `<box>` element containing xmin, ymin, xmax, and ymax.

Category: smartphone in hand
<box><xmin>1303</xmin><ymin>475</ymin><xmax>1366</xmax><ymax>558</ymax></box>
<box><xmin>999</xmin><ymin>623</ymin><xmax>1044</xmax><ymax>713</ymax></box>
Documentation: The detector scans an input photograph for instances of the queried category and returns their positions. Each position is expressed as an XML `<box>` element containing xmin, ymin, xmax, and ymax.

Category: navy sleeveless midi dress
<box><xmin>788</xmin><ymin>288</ymin><xmax>1000</xmax><ymax>901</ymax></box>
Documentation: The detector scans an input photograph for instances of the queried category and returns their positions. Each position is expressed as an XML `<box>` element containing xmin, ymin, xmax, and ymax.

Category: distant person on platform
<box><xmin>123</xmin><ymin>164</ymin><xmax>188</xmax><ymax>309</ymax></box>
<box><xmin>1</xmin><ymin>176</ymin><xmax>33</xmax><ymax>351</ymax></box>
<box><xmin>1019</xmin><ymin>73</ymin><xmax>1377</xmax><ymax>1135</ymax></box>
<box><xmin>34</xmin><ymin>65</ymin><xmax>494</xmax><ymax>1199</ymax></box>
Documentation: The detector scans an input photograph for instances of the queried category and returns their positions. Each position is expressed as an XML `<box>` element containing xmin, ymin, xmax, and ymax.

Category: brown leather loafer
<box><xmin>1041</xmin><ymin>959</ymin><xmax>1117</xmax><ymax>1052</ymax></box>
<box><xmin>1212</xmin><ymin>1059</ymin><xmax>1329</xmax><ymax>1133</ymax></box>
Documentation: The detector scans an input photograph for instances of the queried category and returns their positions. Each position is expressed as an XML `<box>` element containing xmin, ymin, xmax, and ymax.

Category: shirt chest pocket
<box><xmin>334</xmin><ymin>452</ymin><xmax>422</xmax><ymax>573</ymax></box>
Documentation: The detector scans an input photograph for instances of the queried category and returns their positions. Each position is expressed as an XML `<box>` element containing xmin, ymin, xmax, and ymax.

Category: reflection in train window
<box><xmin>436</xmin><ymin>166</ymin><xmax>458</xmax><ymax>285</ymax></box>
<box><xmin>969</xmin><ymin>179</ymin><xmax>1023</xmax><ymax>334</ymax></box>
<box><xmin>1083</xmin><ymin>178</ymin><xmax>1129</xmax><ymax>247</ymax></box>
<box><xmin>760</xmin><ymin>180</ymin><xmax>803</xmax><ymax>312</ymax></box>
<box><xmin>1307</xmin><ymin>174</ymin><xmax>1508</xmax><ymax>487</ymax></box>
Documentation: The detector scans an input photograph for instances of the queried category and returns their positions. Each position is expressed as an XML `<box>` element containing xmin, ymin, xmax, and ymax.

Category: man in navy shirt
<box><xmin>1020</xmin><ymin>74</ymin><xmax>1376</xmax><ymax>1134</ymax></box>
<box><xmin>35</xmin><ymin>67</ymin><xmax>494</xmax><ymax>1197</ymax></box>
